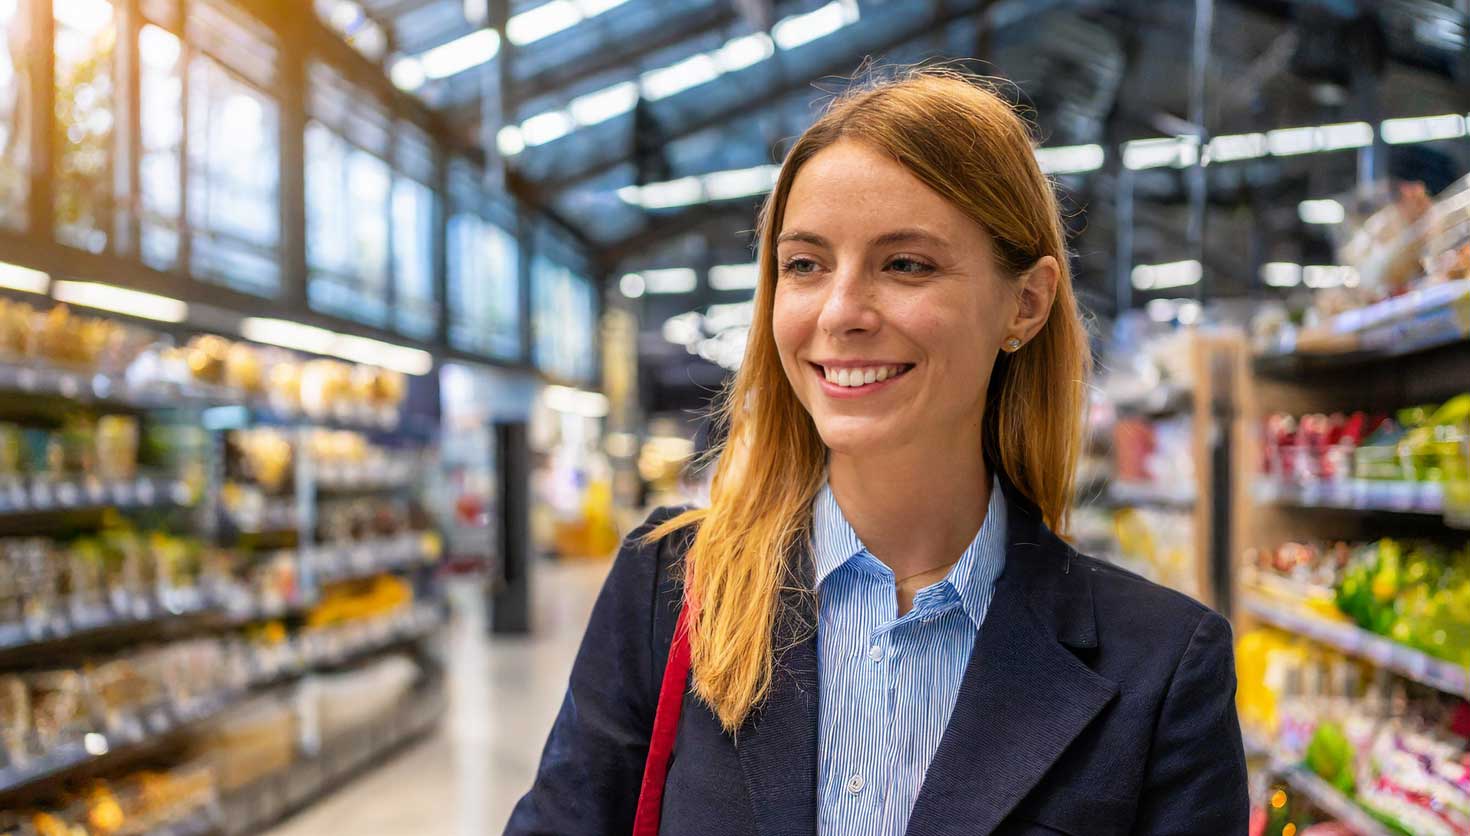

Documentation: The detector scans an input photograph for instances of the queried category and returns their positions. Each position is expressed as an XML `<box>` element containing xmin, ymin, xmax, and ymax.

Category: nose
<box><xmin>816</xmin><ymin>265</ymin><xmax>880</xmax><ymax>338</ymax></box>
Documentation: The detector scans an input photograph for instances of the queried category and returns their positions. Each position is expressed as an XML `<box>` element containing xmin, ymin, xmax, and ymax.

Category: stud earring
<box><xmin>1004</xmin><ymin>337</ymin><xmax>1022</xmax><ymax>352</ymax></box>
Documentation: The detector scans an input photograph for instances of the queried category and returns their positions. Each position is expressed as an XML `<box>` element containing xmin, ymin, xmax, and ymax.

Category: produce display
<box><xmin>1261</xmin><ymin>396</ymin><xmax>1470</xmax><ymax>497</ymax></box>
<box><xmin>1238</xmin><ymin>627</ymin><xmax>1470</xmax><ymax>836</ymax></box>
<box><xmin>0</xmin><ymin>761</ymin><xmax>218</xmax><ymax>836</ymax></box>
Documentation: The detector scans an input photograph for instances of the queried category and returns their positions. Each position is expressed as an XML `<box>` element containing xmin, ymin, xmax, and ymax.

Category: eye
<box><xmin>886</xmin><ymin>256</ymin><xmax>935</xmax><ymax>275</ymax></box>
<box><xmin>780</xmin><ymin>256</ymin><xmax>821</xmax><ymax>276</ymax></box>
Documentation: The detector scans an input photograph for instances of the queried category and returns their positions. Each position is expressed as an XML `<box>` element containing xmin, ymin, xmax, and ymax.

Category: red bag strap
<box><xmin>632</xmin><ymin>604</ymin><xmax>693</xmax><ymax>836</ymax></box>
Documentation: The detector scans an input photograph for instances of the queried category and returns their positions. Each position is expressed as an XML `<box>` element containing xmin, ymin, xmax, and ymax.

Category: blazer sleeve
<box><xmin>1133</xmin><ymin>610</ymin><xmax>1251</xmax><ymax>835</ymax></box>
<box><xmin>503</xmin><ymin>507</ymin><xmax>687</xmax><ymax>836</ymax></box>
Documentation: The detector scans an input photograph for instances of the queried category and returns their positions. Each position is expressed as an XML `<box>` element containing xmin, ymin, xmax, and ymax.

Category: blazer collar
<box><xmin>733</xmin><ymin>476</ymin><xmax>1116</xmax><ymax>836</ymax></box>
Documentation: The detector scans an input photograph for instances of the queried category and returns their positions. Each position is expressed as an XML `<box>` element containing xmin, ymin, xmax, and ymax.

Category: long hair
<box><xmin>649</xmin><ymin>68</ymin><xmax>1091</xmax><ymax>733</ymax></box>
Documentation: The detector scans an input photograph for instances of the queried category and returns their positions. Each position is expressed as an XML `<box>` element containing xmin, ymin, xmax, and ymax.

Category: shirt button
<box><xmin>867</xmin><ymin>644</ymin><xmax>883</xmax><ymax>662</ymax></box>
<box><xmin>845</xmin><ymin>773</ymin><xmax>865</xmax><ymax>794</ymax></box>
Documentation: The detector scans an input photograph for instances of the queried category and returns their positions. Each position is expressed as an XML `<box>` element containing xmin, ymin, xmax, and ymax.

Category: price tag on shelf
<box><xmin>112</xmin><ymin>481</ymin><xmax>134</xmax><ymax>506</ymax></box>
<box><xmin>84</xmin><ymin>478</ymin><xmax>105</xmax><ymax>504</ymax></box>
<box><xmin>57</xmin><ymin>373</ymin><xmax>80</xmax><ymax>398</ymax></box>
<box><xmin>56</xmin><ymin>481</ymin><xmax>79</xmax><ymax>507</ymax></box>
<box><xmin>16</xmin><ymin>368</ymin><xmax>37</xmax><ymax>391</ymax></box>
<box><xmin>136</xmin><ymin>478</ymin><xmax>156</xmax><ymax>505</ymax></box>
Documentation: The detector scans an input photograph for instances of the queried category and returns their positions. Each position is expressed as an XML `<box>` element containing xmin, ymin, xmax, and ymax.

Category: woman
<box><xmin>507</xmin><ymin>69</ymin><xmax>1249</xmax><ymax>836</ymax></box>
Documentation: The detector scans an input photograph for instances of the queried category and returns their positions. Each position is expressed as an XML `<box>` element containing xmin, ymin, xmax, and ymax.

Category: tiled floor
<box><xmin>264</xmin><ymin>557</ymin><xmax>612</xmax><ymax>836</ymax></box>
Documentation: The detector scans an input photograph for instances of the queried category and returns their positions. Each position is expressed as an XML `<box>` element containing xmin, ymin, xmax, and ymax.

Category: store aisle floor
<box><xmin>264</xmin><ymin>557</ymin><xmax>613</xmax><ymax>836</ymax></box>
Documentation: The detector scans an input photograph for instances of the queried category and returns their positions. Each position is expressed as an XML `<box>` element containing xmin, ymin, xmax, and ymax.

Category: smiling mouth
<box><xmin>811</xmin><ymin>363</ymin><xmax>915</xmax><ymax>389</ymax></box>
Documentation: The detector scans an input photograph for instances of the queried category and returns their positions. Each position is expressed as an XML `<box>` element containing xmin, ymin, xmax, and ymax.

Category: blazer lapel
<box><xmin>734</xmin><ymin>586</ymin><xmax>820</xmax><ymax>836</ymax></box>
<box><xmin>904</xmin><ymin>491</ymin><xmax>1119</xmax><ymax>836</ymax></box>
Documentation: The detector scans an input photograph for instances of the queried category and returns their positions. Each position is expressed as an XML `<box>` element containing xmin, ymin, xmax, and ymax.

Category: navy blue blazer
<box><xmin>506</xmin><ymin>484</ymin><xmax>1250</xmax><ymax>835</ymax></box>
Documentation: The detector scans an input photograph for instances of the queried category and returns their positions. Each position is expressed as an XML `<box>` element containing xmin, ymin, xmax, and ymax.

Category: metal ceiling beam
<box><xmin>536</xmin><ymin>0</ymin><xmax>1084</xmax><ymax>194</ymax></box>
<box><xmin>510</xmin><ymin>2</ymin><xmax>740</xmax><ymax>108</ymax></box>
<box><xmin>603</xmin><ymin>200</ymin><xmax>760</xmax><ymax>266</ymax></box>
<box><xmin>371</xmin><ymin>0</ymin><xmax>443</xmax><ymax>18</ymax></box>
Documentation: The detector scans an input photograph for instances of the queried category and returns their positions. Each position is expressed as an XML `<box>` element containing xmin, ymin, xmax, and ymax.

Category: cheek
<box><xmin>771</xmin><ymin>286</ymin><xmax>812</xmax><ymax>359</ymax></box>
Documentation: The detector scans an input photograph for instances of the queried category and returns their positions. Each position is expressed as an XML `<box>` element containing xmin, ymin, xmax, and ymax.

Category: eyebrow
<box><xmin>775</xmin><ymin>228</ymin><xmax>951</xmax><ymax>249</ymax></box>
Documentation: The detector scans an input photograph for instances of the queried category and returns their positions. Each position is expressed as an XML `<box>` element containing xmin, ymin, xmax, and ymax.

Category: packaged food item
<box><xmin>0</xmin><ymin>675</ymin><xmax>30</xmax><ymax>767</ymax></box>
<box><xmin>28</xmin><ymin>669</ymin><xmax>91</xmax><ymax>751</ymax></box>
<box><xmin>95</xmin><ymin>415</ymin><xmax>139</xmax><ymax>481</ymax></box>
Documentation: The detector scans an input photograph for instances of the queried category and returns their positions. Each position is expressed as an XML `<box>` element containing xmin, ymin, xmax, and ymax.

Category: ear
<box><xmin>1008</xmin><ymin>255</ymin><xmax>1060</xmax><ymax>344</ymax></box>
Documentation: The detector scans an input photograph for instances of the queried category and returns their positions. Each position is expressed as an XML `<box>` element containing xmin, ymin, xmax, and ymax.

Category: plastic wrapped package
<box><xmin>1336</xmin><ymin>181</ymin><xmax>1433</xmax><ymax>297</ymax></box>
<box><xmin>304</xmin><ymin>654</ymin><xmax>420</xmax><ymax>743</ymax></box>
<box><xmin>192</xmin><ymin>696</ymin><xmax>296</xmax><ymax>792</ymax></box>
<box><xmin>28</xmin><ymin>670</ymin><xmax>92</xmax><ymax>751</ymax></box>
<box><xmin>0</xmin><ymin>675</ymin><xmax>29</xmax><ymax>767</ymax></box>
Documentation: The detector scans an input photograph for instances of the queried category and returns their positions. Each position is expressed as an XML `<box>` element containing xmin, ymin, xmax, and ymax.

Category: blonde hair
<box><xmin>649</xmin><ymin>68</ymin><xmax>1090</xmax><ymax>733</ymax></box>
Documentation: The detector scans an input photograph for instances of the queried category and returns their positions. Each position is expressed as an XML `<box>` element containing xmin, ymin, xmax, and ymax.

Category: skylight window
<box><xmin>772</xmin><ymin>1</ymin><xmax>855</xmax><ymax>49</ymax></box>
<box><xmin>506</xmin><ymin>0</ymin><xmax>629</xmax><ymax>47</ymax></box>
<box><xmin>418</xmin><ymin>28</ymin><xmax>500</xmax><ymax>80</ymax></box>
<box><xmin>640</xmin><ymin>53</ymin><xmax>722</xmax><ymax>101</ymax></box>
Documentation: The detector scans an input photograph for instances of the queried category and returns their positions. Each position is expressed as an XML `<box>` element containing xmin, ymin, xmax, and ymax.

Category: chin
<box><xmin>812</xmin><ymin>416</ymin><xmax>897</xmax><ymax>456</ymax></box>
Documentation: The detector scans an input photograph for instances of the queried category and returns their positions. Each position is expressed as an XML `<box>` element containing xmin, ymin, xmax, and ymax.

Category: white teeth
<box><xmin>823</xmin><ymin>365</ymin><xmax>905</xmax><ymax>387</ymax></box>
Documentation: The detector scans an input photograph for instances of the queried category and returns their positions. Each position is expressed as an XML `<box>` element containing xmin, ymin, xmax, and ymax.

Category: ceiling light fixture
<box><xmin>709</xmin><ymin>262</ymin><xmax>760</xmax><ymax>291</ymax></box>
<box><xmin>619</xmin><ymin>272</ymin><xmax>647</xmax><ymax>299</ymax></box>
<box><xmin>418</xmin><ymin>28</ymin><xmax>500</xmax><ymax>80</ymax></box>
<box><xmin>641</xmin><ymin>268</ymin><xmax>698</xmax><ymax>294</ymax></box>
<box><xmin>1298</xmin><ymin>198</ymin><xmax>1346</xmax><ymax>225</ymax></box>
<box><xmin>1381</xmin><ymin>113</ymin><xmax>1466</xmax><ymax>144</ymax></box>
<box><xmin>1034</xmin><ymin>144</ymin><xmax>1105</xmax><ymax>174</ymax></box>
<box><xmin>52</xmin><ymin>280</ymin><xmax>188</xmax><ymax>322</ymax></box>
<box><xmin>0</xmin><ymin>262</ymin><xmax>51</xmax><ymax>294</ymax></box>
<box><xmin>241</xmin><ymin>318</ymin><xmax>435</xmax><ymax>375</ymax></box>
<box><xmin>1131</xmin><ymin>260</ymin><xmax>1202</xmax><ymax>291</ymax></box>
<box><xmin>1261</xmin><ymin>262</ymin><xmax>1303</xmax><ymax>287</ymax></box>
<box><xmin>772</xmin><ymin>1</ymin><xmax>856</xmax><ymax>49</ymax></box>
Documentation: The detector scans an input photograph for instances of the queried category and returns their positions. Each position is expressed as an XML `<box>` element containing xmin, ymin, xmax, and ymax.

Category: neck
<box><xmin>827</xmin><ymin>432</ymin><xmax>992</xmax><ymax>582</ymax></box>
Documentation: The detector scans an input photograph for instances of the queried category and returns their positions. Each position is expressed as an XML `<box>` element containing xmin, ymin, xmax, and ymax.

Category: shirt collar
<box><xmin>812</xmin><ymin>475</ymin><xmax>1008</xmax><ymax>627</ymax></box>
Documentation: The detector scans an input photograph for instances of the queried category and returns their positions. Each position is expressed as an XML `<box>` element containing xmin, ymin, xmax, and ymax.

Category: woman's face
<box><xmin>772</xmin><ymin>139</ymin><xmax>1047</xmax><ymax>459</ymax></box>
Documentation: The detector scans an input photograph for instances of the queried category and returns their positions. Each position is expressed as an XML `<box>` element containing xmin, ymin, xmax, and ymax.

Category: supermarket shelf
<box><xmin>0</xmin><ymin>475</ymin><xmax>194</xmax><ymax>516</ymax></box>
<box><xmin>1241</xmin><ymin>592</ymin><xmax>1469</xmax><ymax>697</ymax></box>
<box><xmin>145</xmin><ymin>802</ymin><xmax>225</xmax><ymax>836</ymax></box>
<box><xmin>1106</xmin><ymin>481</ymin><xmax>1197</xmax><ymax>509</ymax></box>
<box><xmin>0</xmin><ymin>589</ymin><xmax>216</xmax><ymax>660</ymax></box>
<box><xmin>0</xmin><ymin>689</ymin><xmax>242</xmax><ymax>802</ymax></box>
<box><xmin>1254</xmin><ymin>478</ymin><xmax>1445</xmax><ymax>517</ymax></box>
<box><xmin>0</xmin><ymin>360</ymin><xmax>238</xmax><ymax>411</ymax></box>
<box><xmin>1274</xmin><ymin>764</ymin><xmax>1397</xmax><ymax>836</ymax></box>
<box><xmin>305</xmin><ymin>534</ymin><xmax>439</xmax><ymax>586</ymax></box>
<box><xmin>1255</xmin><ymin>278</ymin><xmax>1470</xmax><ymax>379</ymax></box>
<box><xmin>0</xmin><ymin>609</ymin><xmax>445</xmax><ymax>801</ymax></box>
<box><xmin>220</xmin><ymin>679</ymin><xmax>446</xmax><ymax>836</ymax></box>
<box><xmin>1112</xmin><ymin>382</ymin><xmax>1193</xmax><ymax>418</ymax></box>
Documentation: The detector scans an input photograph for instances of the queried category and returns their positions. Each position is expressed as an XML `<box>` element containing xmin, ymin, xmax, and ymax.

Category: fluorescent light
<box><xmin>618</xmin><ymin>177</ymin><xmax>703</xmax><ymax>209</ymax></box>
<box><xmin>507</xmin><ymin>0</ymin><xmax>580</xmax><ymax>45</ymax></box>
<box><xmin>1176</xmin><ymin>300</ymin><xmax>1202</xmax><ymax>325</ymax></box>
<box><xmin>575</xmin><ymin>0</ymin><xmax>627</xmax><ymax>14</ymax></box>
<box><xmin>521</xmin><ymin>110</ymin><xmax>574</xmax><ymax>146</ymax></box>
<box><xmin>703</xmin><ymin>301</ymin><xmax>754</xmax><ymax>332</ymax></box>
<box><xmin>331</xmin><ymin>333</ymin><xmax>435</xmax><ymax>376</ymax></box>
<box><xmin>1304</xmin><ymin>265</ymin><xmax>1359</xmax><ymax>289</ymax></box>
<box><xmin>496</xmin><ymin>125</ymin><xmax>525</xmax><ymax>157</ymax></box>
<box><xmin>52</xmin><ymin>281</ymin><xmax>187</xmax><ymax>322</ymax></box>
<box><xmin>619</xmin><ymin>273</ymin><xmax>646</xmax><ymax>299</ymax></box>
<box><xmin>1317</xmin><ymin>121</ymin><xmax>1373</xmax><ymax>150</ymax></box>
<box><xmin>1299</xmin><ymin>199</ymin><xmax>1346</xmax><ymax>225</ymax></box>
<box><xmin>463</xmin><ymin>0</ymin><xmax>487</xmax><ymax>26</ymax></box>
<box><xmin>1261</xmin><ymin>262</ymin><xmax>1302</xmax><ymax>287</ymax></box>
<box><xmin>709</xmin><ymin>262</ymin><xmax>759</xmax><ymax>291</ymax></box>
<box><xmin>772</xmin><ymin>1</ymin><xmax>855</xmax><ymax>49</ymax></box>
<box><xmin>704</xmin><ymin>165</ymin><xmax>779</xmax><ymax>200</ymax></box>
<box><xmin>1145</xmin><ymin>298</ymin><xmax>1178</xmax><ymax>322</ymax></box>
<box><xmin>543</xmin><ymin>384</ymin><xmax>609</xmax><ymax>418</ymax></box>
<box><xmin>1266</xmin><ymin>126</ymin><xmax>1316</xmax><ymax>156</ymax></box>
<box><xmin>642</xmin><ymin>268</ymin><xmax>697</xmax><ymax>294</ymax></box>
<box><xmin>0</xmin><ymin>261</ymin><xmax>50</xmax><ymax>294</ymax></box>
<box><xmin>1122</xmin><ymin>137</ymin><xmax>1197</xmax><ymax>170</ymax></box>
<box><xmin>1131</xmin><ymin>260</ymin><xmax>1201</xmax><ymax>291</ymax></box>
<box><xmin>1035</xmin><ymin>144</ymin><xmax>1105</xmax><ymax>174</ymax></box>
<box><xmin>569</xmin><ymin>81</ymin><xmax>638</xmax><ymax>126</ymax></box>
<box><xmin>1381</xmin><ymin>113</ymin><xmax>1466</xmax><ymax>144</ymax></box>
<box><xmin>641</xmin><ymin>53</ymin><xmax>722</xmax><ymax>101</ymax></box>
<box><xmin>389</xmin><ymin>56</ymin><xmax>426</xmax><ymax>91</ymax></box>
<box><xmin>419</xmin><ymin>28</ymin><xmax>500</xmax><ymax>80</ymax></box>
<box><xmin>1205</xmin><ymin>133</ymin><xmax>1267</xmax><ymax>163</ymax></box>
<box><xmin>715</xmin><ymin>32</ymin><xmax>774</xmax><ymax>72</ymax></box>
<box><xmin>241</xmin><ymin>317</ymin><xmax>338</xmax><ymax>354</ymax></box>
<box><xmin>241</xmin><ymin>318</ymin><xmax>435</xmax><ymax>375</ymax></box>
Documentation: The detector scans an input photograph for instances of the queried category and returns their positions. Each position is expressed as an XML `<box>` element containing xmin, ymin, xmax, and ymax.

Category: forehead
<box><xmin>780</xmin><ymin>140</ymin><xmax>983</xmax><ymax>245</ymax></box>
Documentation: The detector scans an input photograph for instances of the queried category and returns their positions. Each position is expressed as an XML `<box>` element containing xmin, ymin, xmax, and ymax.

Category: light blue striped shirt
<box><xmin>812</xmin><ymin>477</ymin><xmax>1007</xmax><ymax>836</ymax></box>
